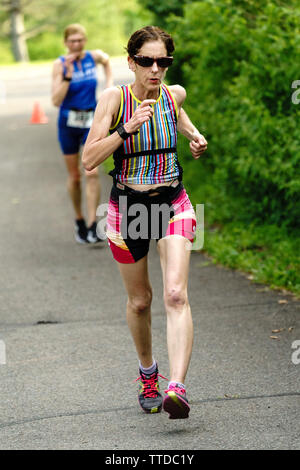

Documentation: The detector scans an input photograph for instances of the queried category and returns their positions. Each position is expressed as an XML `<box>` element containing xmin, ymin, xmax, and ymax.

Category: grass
<box><xmin>200</xmin><ymin>222</ymin><xmax>300</xmax><ymax>297</ymax></box>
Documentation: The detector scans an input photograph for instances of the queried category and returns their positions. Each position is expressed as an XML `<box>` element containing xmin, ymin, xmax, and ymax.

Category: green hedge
<box><xmin>167</xmin><ymin>0</ymin><xmax>300</xmax><ymax>229</ymax></box>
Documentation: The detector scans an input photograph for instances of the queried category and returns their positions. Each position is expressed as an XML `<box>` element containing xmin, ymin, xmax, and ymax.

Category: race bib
<box><xmin>67</xmin><ymin>110</ymin><xmax>94</xmax><ymax>128</ymax></box>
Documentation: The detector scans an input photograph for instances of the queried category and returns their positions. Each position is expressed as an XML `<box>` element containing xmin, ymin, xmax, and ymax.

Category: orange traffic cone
<box><xmin>30</xmin><ymin>101</ymin><xmax>48</xmax><ymax>124</ymax></box>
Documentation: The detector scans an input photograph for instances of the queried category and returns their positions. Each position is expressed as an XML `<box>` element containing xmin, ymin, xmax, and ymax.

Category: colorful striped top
<box><xmin>109</xmin><ymin>84</ymin><xmax>183</xmax><ymax>184</ymax></box>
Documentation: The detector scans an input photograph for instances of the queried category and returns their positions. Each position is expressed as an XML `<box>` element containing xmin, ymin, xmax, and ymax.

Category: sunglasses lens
<box><xmin>134</xmin><ymin>56</ymin><xmax>154</xmax><ymax>67</ymax></box>
<box><xmin>157</xmin><ymin>57</ymin><xmax>173</xmax><ymax>67</ymax></box>
<box><xmin>133</xmin><ymin>56</ymin><xmax>173</xmax><ymax>68</ymax></box>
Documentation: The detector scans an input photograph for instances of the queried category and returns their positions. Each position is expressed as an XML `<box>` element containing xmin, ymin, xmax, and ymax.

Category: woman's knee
<box><xmin>68</xmin><ymin>170</ymin><xmax>81</xmax><ymax>185</ymax></box>
<box><xmin>128</xmin><ymin>289</ymin><xmax>153</xmax><ymax>314</ymax></box>
<box><xmin>164</xmin><ymin>286</ymin><xmax>188</xmax><ymax>310</ymax></box>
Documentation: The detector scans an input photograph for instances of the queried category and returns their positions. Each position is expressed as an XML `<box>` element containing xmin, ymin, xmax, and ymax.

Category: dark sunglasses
<box><xmin>133</xmin><ymin>55</ymin><xmax>173</xmax><ymax>68</ymax></box>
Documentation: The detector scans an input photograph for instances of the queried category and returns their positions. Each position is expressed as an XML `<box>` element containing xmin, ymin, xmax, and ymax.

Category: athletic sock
<box><xmin>139</xmin><ymin>359</ymin><xmax>157</xmax><ymax>375</ymax></box>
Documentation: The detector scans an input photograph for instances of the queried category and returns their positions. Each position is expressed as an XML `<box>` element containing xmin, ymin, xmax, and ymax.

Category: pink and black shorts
<box><xmin>106</xmin><ymin>180</ymin><xmax>197</xmax><ymax>264</ymax></box>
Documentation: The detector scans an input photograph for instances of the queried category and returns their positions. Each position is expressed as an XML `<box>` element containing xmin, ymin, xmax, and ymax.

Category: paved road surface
<box><xmin>0</xmin><ymin>59</ymin><xmax>299</xmax><ymax>450</ymax></box>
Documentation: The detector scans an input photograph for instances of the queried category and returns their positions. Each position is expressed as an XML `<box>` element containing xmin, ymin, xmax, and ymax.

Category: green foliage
<box><xmin>0</xmin><ymin>0</ymin><xmax>151</xmax><ymax>62</ymax></box>
<box><xmin>137</xmin><ymin>0</ymin><xmax>185</xmax><ymax>27</ymax></box>
<box><xmin>168</xmin><ymin>0</ymin><xmax>300</xmax><ymax>229</ymax></box>
<box><xmin>136</xmin><ymin>0</ymin><xmax>188</xmax><ymax>82</ymax></box>
<box><xmin>72</xmin><ymin>0</ymin><xmax>141</xmax><ymax>56</ymax></box>
<box><xmin>27</xmin><ymin>33</ymin><xmax>65</xmax><ymax>61</ymax></box>
<box><xmin>202</xmin><ymin>222</ymin><xmax>300</xmax><ymax>295</ymax></box>
<box><xmin>0</xmin><ymin>39</ymin><xmax>14</xmax><ymax>63</ymax></box>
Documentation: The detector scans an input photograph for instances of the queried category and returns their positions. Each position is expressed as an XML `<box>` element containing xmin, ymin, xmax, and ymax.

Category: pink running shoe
<box><xmin>163</xmin><ymin>383</ymin><xmax>190</xmax><ymax>419</ymax></box>
<box><xmin>135</xmin><ymin>367</ymin><xmax>168</xmax><ymax>414</ymax></box>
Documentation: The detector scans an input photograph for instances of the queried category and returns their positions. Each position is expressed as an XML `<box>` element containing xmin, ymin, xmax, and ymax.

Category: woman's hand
<box><xmin>190</xmin><ymin>133</ymin><xmax>207</xmax><ymax>159</ymax></box>
<box><xmin>64</xmin><ymin>53</ymin><xmax>79</xmax><ymax>77</ymax></box>
<box><xmin>124</xmin><ymin>99</ymin><xmax>156</xmax><ymax>134</ymax></box>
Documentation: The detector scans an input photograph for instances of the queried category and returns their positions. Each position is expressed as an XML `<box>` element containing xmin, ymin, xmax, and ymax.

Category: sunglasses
<box><xmin>133</xmin><ymin>55</ymin><xmax>173</xmax><ymax>68</ymax></box>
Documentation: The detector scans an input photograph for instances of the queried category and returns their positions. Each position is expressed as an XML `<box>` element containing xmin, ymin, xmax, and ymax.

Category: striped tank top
<box><xmin>109</xmin><ymin>84</ymin><xmax>183</xmax><ymax>184</ymax></box>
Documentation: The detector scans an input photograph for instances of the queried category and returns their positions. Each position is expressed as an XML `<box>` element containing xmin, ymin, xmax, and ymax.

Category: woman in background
<box><xmin>52</xmin><ymin>24</ymin><xmax>113</xmax><ymax>243</ymax></box>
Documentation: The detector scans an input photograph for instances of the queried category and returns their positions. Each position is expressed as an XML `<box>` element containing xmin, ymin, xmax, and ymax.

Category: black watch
<box><xmin>116</xmin><ymin>123</ymin><xmax>138</xmax><ymax>139</ymax></box>
<box><xmin>63</xmin><ymin>75</ymin><xmax>72</xmax><ymax>82</ymax></box>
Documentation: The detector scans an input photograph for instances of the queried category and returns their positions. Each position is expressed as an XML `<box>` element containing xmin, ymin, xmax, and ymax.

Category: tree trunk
<box><xmin>10</xmin><ymin>0</ymin><xmax>29</xmax><ymax>62</ymax></box>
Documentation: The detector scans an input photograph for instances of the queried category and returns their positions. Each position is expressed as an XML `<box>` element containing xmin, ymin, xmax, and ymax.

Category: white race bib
<box><xmin>67</xmin><ymin>110</ymin><xmax>94</xmax><ymax>128</ymax></box>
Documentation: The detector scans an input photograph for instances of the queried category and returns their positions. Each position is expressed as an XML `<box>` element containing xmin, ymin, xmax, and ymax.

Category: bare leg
<box><xmin>157</xmin><ymin>236</ymin><xmax>193</xmax><ymax>384</ymax></box>
<box><xmin>84</xmin><ymin>167</ymin><xmax>101</xmax><ymax>227</ymax></box>
<box><xmin>63</xmin><ymin>153</ymin><xmax>83</xmax><ymax>219</ymax></box>
<box><xmin>117</xmin><ymin>255</ymin><xmax>153</xmax><ymax>368</ymax></box>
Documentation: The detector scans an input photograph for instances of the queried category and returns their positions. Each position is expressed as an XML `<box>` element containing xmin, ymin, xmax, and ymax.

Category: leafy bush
<box><xmin>27</xmin><ymin>33</ymin><xmax>65</xmax><ymax>61</ymax></box>
<box><xmin>0</xmin><ymin>0</ymin><xmax>151</xmax><ymax>63</ymax></box>
<box><xmin>167</xmin><ymin>0</ymin><xmax>300</xmax><ymax>229</ymax></box>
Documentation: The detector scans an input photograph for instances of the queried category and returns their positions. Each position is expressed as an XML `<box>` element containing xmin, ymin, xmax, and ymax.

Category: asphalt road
<box><xmin>0</xmin><ymin>59</ymin><xmax>299</xmax><ymax>450</ymax></box>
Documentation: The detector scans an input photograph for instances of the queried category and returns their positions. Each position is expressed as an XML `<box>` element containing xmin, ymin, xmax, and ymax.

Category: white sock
<box><xmin>139</xmin><ymin>359</ymin><xmax>157</xmax><ymax>375</ymax></box>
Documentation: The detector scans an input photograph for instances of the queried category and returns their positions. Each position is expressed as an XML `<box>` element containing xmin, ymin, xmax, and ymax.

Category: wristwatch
<box><xmin>63</xmin><ymin>75</ymin><xmax>72</xmax><ymax>82</ymax></box>
<box><xmin>116</xmin><ymin>123</ymin><xmax>138</xmax><ymax>139</ymax></box>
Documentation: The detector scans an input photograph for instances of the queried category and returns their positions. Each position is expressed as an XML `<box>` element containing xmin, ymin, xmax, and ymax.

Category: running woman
<box><xmin>52</xmin><ymin>24</ymin><xmax>113</xmax><ymax>244</ymax></box>
<box><xmin>82</xmin><ymin>26</ymin><xmax>207</xmax><ymax>419</ymax></box>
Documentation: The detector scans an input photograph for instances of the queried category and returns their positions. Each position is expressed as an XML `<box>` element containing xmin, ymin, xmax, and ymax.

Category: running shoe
<box><xmin>135</xmin><ymin>367</ymin><xmax>167</xmax><ymax>414</ymax></box>
<box><xmin>87</xmin><ymin>221</ymin><xmax>103</xmax><ymax>243</ymax></box>
<box><xmin>163</xmin><ymin>383</ymin><xmax>190</xmax><ymax>419</ymax></box>
<box><xmin>75</xmin><ymin>218</ymin><xmax>89</xmax><ymax>244</ymax></box>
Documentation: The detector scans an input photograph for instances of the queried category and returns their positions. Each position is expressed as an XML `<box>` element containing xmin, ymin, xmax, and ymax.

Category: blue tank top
<box><xmin>59</xmin><ymin>51</ymin><xmax>98</xmax><ymax>115</ymax></box>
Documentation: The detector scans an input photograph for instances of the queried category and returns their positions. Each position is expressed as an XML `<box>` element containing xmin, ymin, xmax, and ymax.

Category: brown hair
<box><xmin>126</xmin><ymin>26</ymin><xmax>175</xmax><ymax>57</ymax></box>
<box><xmin>64</xmin><ymin>24</ymin><xmax>87</xmax><ymax>41</ymax></box>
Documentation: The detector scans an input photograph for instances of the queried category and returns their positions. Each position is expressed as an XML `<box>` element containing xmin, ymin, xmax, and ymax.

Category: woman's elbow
<box><xmin>83</xmin><ymin>163</ymin><xmax>95</xmax><ymax>171</ymax></box>
<box><xmin>82</xmin><ymin>150</ymin><xmax>96</xmax><ymax>171</ymax></box>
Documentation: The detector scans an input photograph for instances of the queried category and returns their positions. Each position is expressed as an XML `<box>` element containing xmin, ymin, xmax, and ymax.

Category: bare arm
<box><xmin>92</xmin><ymin>49</ymin><xmax>113</xmax><ymax>88</ymax></box>
<box><xmin>51</xmin><ymin>54</ymin><xmax>78</xmax><ymax>107</ymax></box>
<box><xmin>82</xmin><ymin>88</ymin><xmax>155</xmax><ymax>171</ymax></box>
<box><xmin>179</xmin><ymin>108</ymin><xmax>207</xmax><ymax>159</ymax></box>
<box><xmin>103</xmin><ymin>60</ymin><xmax>113</xmax><ymax>88</ymax></box>
<box><xmin>177</xmin><ymin>108</ymin><xmax>200</xmax><ymax>140</ymax></box>
<box><xmin>170</xmin><ymin>84</ymin><xmax>208</xmax><ymax>159</ymax></box>
<box><xmin>82</xmin><ymin>88</ymin><xmax>122</xmax><ymax>170</ymax></box>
